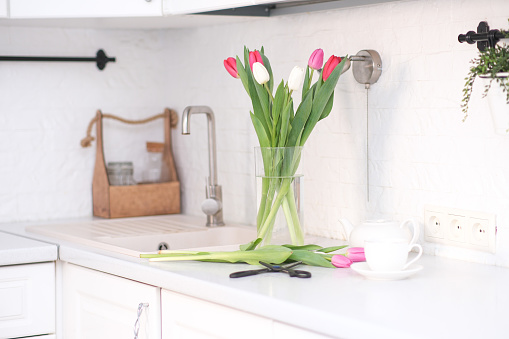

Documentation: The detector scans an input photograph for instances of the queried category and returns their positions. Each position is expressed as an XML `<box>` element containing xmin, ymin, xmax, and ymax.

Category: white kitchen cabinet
<box><xmin>273</xmin><ymin>322</ymin><xmax>334</xmax><ymax>338</ymax></box>
<box><xmin>62</xmin><ymin>263</ymin><xmax>161</xmax><ymax>339</ymax></box>
<box><xmin>0</xmin><ymin>262</ymin><xmax>55</xmax><ymax>339</ymax></box>
<box><xmin>254</xmin><ymin>0</ymin><xmax>286</xmax><ymax>4</ymax></box>
<box><xmin>9</xmin><ymin>0</ymin><xmax>163</xmax><ymax>18</ymax></box>
<box><xmin>161</xmin><ymin>289</ymin><xmax>272</xmax><ymax>339</ymax></box>
<box><xmin>162</xmin><ymin>0</ymin><xmax>255</xmax><ymax>15</ymax></box>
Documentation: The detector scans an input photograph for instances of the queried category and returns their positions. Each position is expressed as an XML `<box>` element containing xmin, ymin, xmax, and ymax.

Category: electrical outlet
<box><xmin>424</xmin><ymin>205</ymin><xmax>496</xmax><ymax>253</ymax></box>
<box><xmin>424</xmin><ymin>208</ymin><xmax>445</xmax><ymax>239</ymax></box>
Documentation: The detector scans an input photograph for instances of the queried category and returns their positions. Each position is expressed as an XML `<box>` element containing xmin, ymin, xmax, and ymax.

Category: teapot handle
<box><xmin>400</xmin><ymin>218</ymin><xmax>420</xmax><ymax>245</ymax></box>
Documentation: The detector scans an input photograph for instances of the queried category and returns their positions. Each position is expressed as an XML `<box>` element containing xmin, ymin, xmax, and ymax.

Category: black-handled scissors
<box><xmin>230</xmin><ymin>261</ymin><xmax>311</xmax><ymax>279</ymax></box>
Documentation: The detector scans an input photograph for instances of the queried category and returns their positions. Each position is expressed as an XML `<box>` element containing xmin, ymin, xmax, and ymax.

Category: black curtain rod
<box><xmin>0</xmin><ymin>49</ymin><xmax>115</xmax><ymax>70</ymax></box>
<box><xmin>458</xmin><ymin>21</ymin><xmax>508</xmax><ymax>51</ymax></box>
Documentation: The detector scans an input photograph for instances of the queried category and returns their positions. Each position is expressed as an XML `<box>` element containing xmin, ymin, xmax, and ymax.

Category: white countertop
<box><xmin>0</xmin><ymin>231</ymin><xmax>57</xmax><ymax>265</ymax></box>
<box><xmin>2</xmin><ymin>217</ymin><xmax>509</xmax><ymax>339</ymax></box>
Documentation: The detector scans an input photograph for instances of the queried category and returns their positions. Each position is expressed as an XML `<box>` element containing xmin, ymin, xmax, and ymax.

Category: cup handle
<box><xmin>400</xmin><ymin>218</ymin><xmax>420</xmax><ymax>245</ymax></box>
<box><xmin>403</xmin><ymin>244</ymin><xmax>423</xmax><ymax>270</ymax></box>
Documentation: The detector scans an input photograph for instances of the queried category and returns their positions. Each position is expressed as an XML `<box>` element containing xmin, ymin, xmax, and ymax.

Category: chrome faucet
<box><xmin>182</xmin><ymin>106</ymin><xmax>224</xmax><ymax>227</ymax></box>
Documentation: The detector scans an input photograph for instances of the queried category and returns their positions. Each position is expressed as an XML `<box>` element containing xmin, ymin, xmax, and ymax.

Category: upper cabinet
<box><xmin>163</xmin><ymin>0</ymin><xmax>254</xmax><ymax>15</ymax></box>
<box><xmin>9</xmin><ymin>0</ymin><xmax>163</xmax><ymax>18</ymax></box>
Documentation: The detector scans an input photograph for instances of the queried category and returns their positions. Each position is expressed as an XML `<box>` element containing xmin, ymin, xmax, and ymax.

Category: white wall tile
<box><xmin>1</xmin><ymin>0</ymin><xmax>509</xmax><ymax>267</ymax></box>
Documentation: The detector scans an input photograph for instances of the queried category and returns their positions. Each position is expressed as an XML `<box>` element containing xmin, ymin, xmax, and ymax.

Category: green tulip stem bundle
<box><xmin>224</xmin><ymin>47</ymin><xmax>346</xmax><ymax>249</ymax></box>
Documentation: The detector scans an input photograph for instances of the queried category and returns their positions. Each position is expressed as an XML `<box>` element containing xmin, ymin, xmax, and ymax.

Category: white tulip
<box><xmin>252</xmin><ymin>62</ymin><xmax>270</xmax><ymax>85</ymax></box>
<box><xmin>288</xmin><ymin>66</ymin><xmax>305</xmax><ymax>91</ymax></box>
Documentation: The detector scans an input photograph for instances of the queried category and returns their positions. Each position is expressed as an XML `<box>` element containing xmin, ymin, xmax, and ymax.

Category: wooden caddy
<box><xmin>92</xmin><ymin>109</ymin><xmax>181</xmax><ymax>218</ymax></box>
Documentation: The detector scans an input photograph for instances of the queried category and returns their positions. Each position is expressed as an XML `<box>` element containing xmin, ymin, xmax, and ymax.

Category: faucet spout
<box><xmin>182</xmin><ymin>106</ymin><xmax>218</xmax><ymax>186</ymax></box>
<box><xmin>181</xmin><ymin>106</ymin><xmax>224</xmax><ymax>226</ymax></box>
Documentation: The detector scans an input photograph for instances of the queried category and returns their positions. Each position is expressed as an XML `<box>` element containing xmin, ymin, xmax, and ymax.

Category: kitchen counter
<box><xmin>1</xmin><ymin>217</ymin><xmax>509</xmax><ymax>339</ymax></box>
<box><xmin>0</xmin><ymin>231</ymin><xmax>57</xmax><ymax>265</ymax></box>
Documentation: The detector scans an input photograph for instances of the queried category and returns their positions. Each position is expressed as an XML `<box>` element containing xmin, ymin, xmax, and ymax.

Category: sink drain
<box><xmin>158</xmin><ymin>242</ymin><xmax>169</xmax><ymax>251</ymax></box>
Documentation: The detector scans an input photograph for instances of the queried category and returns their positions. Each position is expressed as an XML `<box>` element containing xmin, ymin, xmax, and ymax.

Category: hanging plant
<box><xmin>461</xmin><ymin>21</ymin><xmax>509</xmax><ymax>121</ymax></box>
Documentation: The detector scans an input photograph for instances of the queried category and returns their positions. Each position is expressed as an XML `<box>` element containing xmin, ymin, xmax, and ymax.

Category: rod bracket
<box><xmin>458</xmin><ymin>21</ymin><xmax>507</xmax><ymax>51</ymax></box>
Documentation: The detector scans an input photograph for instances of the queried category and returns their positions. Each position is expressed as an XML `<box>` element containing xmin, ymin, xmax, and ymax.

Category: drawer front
<box><xmin>0</xmin><ymin>262</ymin><xmax>55</xmax><ymax>338</ymax></box>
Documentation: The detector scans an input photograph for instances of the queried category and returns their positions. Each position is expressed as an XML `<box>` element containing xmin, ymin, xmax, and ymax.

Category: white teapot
<box><xmin>339</xmin><ymin>218</ymin><xmax>419</xmax><ymax>247</ymax></box>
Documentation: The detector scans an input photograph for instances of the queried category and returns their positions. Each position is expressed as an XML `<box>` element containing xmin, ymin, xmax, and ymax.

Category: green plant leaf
<box><xmin>282</xmin><ymin>244</ymin><xmax>323</xmax><ymax>251</ymax></box>
<box><xmin>250</xmin><ymin>113</ymin><xmax>270</xmax><ymax>148</ymax></box>
<box><xmin>317</xmin><ymin>245</ymin><xmax>348</xmax><ymax>253</ymax></box>
<box><xmin>286</xmin><ymin>85</ymin><xmax>314</xmax><ymax>147</ymax></box>
<box><xmin>278</xmin><ymin>100</ymin><xmax>292</xmax><ymax>147</ymax></box>
<box><xmin>240</xmin><ymin>238</ymin><xmax>262</xmax><ymax>251</ymax></box>
<box><xmin>302</xmin><ymin>66</ymin><xmax>311</xmax><ymax>101</ymax></box>
<box><xmin>288</xmin><ymin>250</ymin><xmax>335</xmax><ymax>268</ymax></box>
<box><xmin>248</xmin><ymin>70</ymin><xmax>271</xmax><ymax>139</ymax></box>
<box><xmin>236</xmin><ymin>56</ymin><xmax>249</xmax><ymax>95</ymax></box>
<box><xmin>145</xmin><ymin>245</ymin><xmax>293</xmax><ymax>265</ymax></box>
<box><xmin>260</xmin><ymin>49</ymin><xmax>274</xmax><ymax>93</ymax></box>
<box><xmin>272</xmin><ymin>80</ymin><xmax>286</xmax><ymax>134</ymax></box>
<box><xmin>300</xmin><ymin>58</ymin><xmax>346</xmax><ymax>146</ymax></box>
<box><xmin>319</xmin><ymin>92</ymin><xmax>334</xmax><ymax>121</ymax></box>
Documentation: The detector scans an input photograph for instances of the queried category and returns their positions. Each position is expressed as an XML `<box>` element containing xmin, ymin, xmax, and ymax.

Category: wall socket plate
<box><xmin>424</xmin><ymin>205</ymin><xmax>496</xmax><ymax>253</ymax></box>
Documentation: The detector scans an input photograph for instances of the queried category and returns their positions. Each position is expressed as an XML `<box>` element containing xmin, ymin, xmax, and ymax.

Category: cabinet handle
<box><xmin>134</xmin><ymin>302</ymin><xmax>149</xmax><ymax>339</ymax></box>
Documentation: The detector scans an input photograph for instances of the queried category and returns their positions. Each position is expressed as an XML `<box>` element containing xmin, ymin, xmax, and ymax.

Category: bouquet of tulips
<box><xmin>140</xmin><ymin>48</ymin><xmax>363</xmax><ymax>269</ymax></box>
<box><xmin>224</xmin><ymin>47</ymin><xmax>347</xmax><ymax>249</ymax></box>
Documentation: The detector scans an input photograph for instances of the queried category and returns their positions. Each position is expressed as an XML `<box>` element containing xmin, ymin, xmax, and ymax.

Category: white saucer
<box><xmin>350</xmin><ymin>262</ymin><xmax>423</xmax><ymax>281</ymax></box>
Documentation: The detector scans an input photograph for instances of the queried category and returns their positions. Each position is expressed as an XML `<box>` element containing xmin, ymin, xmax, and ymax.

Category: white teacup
<box><xmin>364</xmin><ymin>238</ymin><xmax>423</xmax><ymax>272</ymax></box>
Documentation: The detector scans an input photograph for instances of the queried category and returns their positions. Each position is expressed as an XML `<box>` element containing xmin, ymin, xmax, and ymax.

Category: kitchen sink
<box><xmin>27</xmin><ymin>215</ymin><xmax>257</xmax><ymax>257</ymax></box>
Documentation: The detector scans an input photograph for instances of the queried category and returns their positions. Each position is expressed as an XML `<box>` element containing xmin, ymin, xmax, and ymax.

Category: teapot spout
<box><xmin>338</xmin><ymin>218</ymin><xmax>354</xmax><ymax>241</ymax></box>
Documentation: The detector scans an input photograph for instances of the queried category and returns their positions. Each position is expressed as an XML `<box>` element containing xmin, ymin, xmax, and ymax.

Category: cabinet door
<box><xmin>0</xmin><ymin>262</ymin><xmax>55</xmax><ymax>338</ymax></box>
<box><xmin>62</xmin><ymin>263</ymin><xmax>161</xmax><ymax>339</ymax></box>
<box><xmin>9</xmin><ymin>0</ymin><xmax>163</xmax><ymax>18</ymax></box>
<box><xmin>274</xmin><ymin>321</ymin><xmax>334</xmax><ymax>338</ymax></box>
<box><xmin>163</xmin><ymin>0</ymin><xmax>255</xmax><ymax>15</ymax></box>
<box><xmin>161</xmin><ymin>289</ymin><xmax>272</xmax><ymax>339</ymax></box>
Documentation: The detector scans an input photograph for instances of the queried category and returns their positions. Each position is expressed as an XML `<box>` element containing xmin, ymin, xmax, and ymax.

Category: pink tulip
<box><xmin>224</xmin><ymin>57</ymin><xmax>239</xmax><ymax>78</ymax></box>
<box><xmin>346</xmin><ymin>247</ymin><xmax>365</xmax><ymax>262</ymax></box>
<box><xmin>308</xmin><ymin>48</ymin><xmax>324</xmax><ymax>70</ymax></box>
<box><xmin>331</xmin><ymin>255</ymin><xmax>353</xmax><ymax>268</ymax></box>
<box><xmin>322</xmin><ymin>55</ymin><xmax>342</xmax><ymax>81</ymax></box>
<box><xmin>249</xmin><ymin>50</ymin><xmax>263</xmax><ymax>70</ymax></box>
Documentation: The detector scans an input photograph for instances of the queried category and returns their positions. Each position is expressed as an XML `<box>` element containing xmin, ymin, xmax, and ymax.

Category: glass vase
<box><xmin>254</xmin><ymin>147</ymin><xmax>304</xmax><ymax>246</ymax></box>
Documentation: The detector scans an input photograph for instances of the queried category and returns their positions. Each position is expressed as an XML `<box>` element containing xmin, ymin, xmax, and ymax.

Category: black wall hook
<box><xmin>0</xmin><ymin>49</ymin><xmax>116</xmax><ymax>70</ymax></box>
<box><xmin>458</xmin><ymin>21</ymin><xmax>507</xmax><ymax>51</ymax></box>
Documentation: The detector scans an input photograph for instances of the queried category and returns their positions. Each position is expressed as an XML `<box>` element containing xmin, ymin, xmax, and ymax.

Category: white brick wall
<box><xmin>1</xmin><ymin>0</ymin><xmax>509</xmax><ymax>266</ymax></box>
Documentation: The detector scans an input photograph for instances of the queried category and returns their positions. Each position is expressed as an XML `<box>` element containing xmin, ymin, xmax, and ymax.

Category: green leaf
<box><xmin>260</xmin><ymin>49</ymin><xmax>274</xmax><ymax>93</ymax></box>
<box><xmin>253</xmin><ymin>77</ymin><xmax>270</xmax><ymax>125</ymax></box>
<box><xmin>240</xmin><ymin>238</ymin><xmax>262</xmax><ymax>251</ymax></box>
<box><xmin>244</xmin><ymin>46</ymin><xmax>250</xmax><ymax>73</ymax></box>
<box><xmin>278</xmin><ymin>100</ymin><xmax>292</xmax><ymax>147</ymax></box>
<box><xmin>146</xmin><ymin>245</ymin><xmax>293</xmax><ymax>265</ymax></box>
<box><xmin>300</xmin><ymin>58</ymin><xmax>346</xmax><ymax>146</ymax></box>
<box><xmin>286</xmin><ymin>85</ymin><xmax>314</xmax><ymax>147</ymax></box>
<box><xmin>288</xmin><ymin>250</ymin><xmax>334</xmax><ymax>268</ymax></box>
<box><xmin>318</xmin><ymin>92</ymin><xmax>334</xmax><ymax>121</ymax></box>
<box><xmin>302</xmin><ymin>66</ymin><xmax>311</xmax><ymax>101</ymax></box>
<box><xmin>272</xmin><ymin>80</ymin><xmax>286</xmax><ymax>128</ymax></box>
<box><xmin>250</xmin><ymin>113</ymin><xmax>270</xmax><ymax>148</ymax></box>
<box><xmin>248</xmin><ymin>71</ymin><xmax>271</xmax><ymax>139</ymax></box>
<box><xmin>317</xmin><ymin>245</ymin><xmax>348</xmax><ymax>253</ymax></box>
<box><xmin>236</xmin><ymin>56</ymin><xmax>249</xmax><ymax>95</ymax></box>
<box><xmin>282</xmin><ymin>244</ymin><xmax>322</xmax><ymax>251</ymax></box>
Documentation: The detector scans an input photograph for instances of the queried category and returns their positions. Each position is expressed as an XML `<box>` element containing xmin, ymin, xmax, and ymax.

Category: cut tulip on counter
<box><xmin>141</xmin><ymin>243</ymin><xmax>365</xmax><ymax>270</ymax></box>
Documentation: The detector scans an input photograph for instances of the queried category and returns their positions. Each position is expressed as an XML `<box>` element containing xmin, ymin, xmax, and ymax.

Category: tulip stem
<box><xmin>264</xmin><ymin>83</ymin><xmax>274</xmax><ymax>102</ymax></box>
